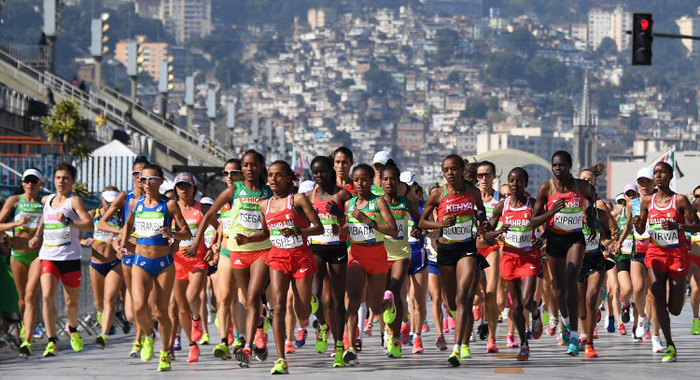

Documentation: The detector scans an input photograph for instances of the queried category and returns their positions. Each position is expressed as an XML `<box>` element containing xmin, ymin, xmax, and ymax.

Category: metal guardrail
<box><xmin>6</xmin><ymin>45</ymin><xmax>50</xmax><ymax>69</ymax></box>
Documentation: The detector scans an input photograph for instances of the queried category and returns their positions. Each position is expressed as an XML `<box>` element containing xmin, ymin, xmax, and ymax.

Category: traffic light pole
<box><xmin>129</xmin><ymin>76</ymin><xmax>137</xmax><ymax>101</ymax></box>
<box><xmin>94</xmin><ymin>56</ymin><xmax>102</xmax><ymax>90</ymax></box>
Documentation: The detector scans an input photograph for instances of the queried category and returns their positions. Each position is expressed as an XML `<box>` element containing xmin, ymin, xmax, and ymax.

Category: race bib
<box><xmin>408</xmin><ymin>219</ymin><xmax>419</xmax><ymax>243</ymax></box>
<box><xmin>204</xmin><ymin>226</ymin><xmax>215</xmax><ymax>247</ymax></box>
<box><xmin>270</xmin><ymin>227</ymin><xmax>303</xmax><ymax>249</ymax></box>
<box><xmin>94</xmin><ymin>219</ymin><xmax>118</xmax><ymax>242</ymax></box>
<box><xmin>502</xmin><ymin>224</ymin><xmax>533</xmax><ymax>249</ymax></box>
<box><xmin>221</xmin><ymin>210</ymin><xmax>233</xmax><ymax>237</ymax></box>
<box><xmin>17</xmin><ymin>212</ymin><xmax>41</xmax><ymax>230</ymax></box>
<box><xmin>179</xmin><ymin>220</ymin><xmax>199</xmax><ymax>247</ymax></box>
<box><xmin>347</xmin><ymin>216</ymin><xmax>376</xmax><ymax>243</ymax></box>
<box><xmin>649</xmin><ymin>224</ymin><xmax>679</xmax><ymax>247</ymax></box>
<box><xmin>621</xmin><ymin>238</ymin><xmax>633</xmax><ymax>254</ymax></box>
<box><xmin>133</xmin><ymin>211</ymin><xmax>165</xmax><ymax>238</ymax></box>
<box><xmin>442</xmin><ymin>215</ymin><xmax>473</xmax><ymax>242</ymax></box>
<box><xmin>310</xmin><ymin>214</ymin><xmax>340</xmax><ymax>244</ymax></box>
<box><xmin>238</xmin><ymin>202</ymin><xmax>263</xmax><ymax>230</ymax></box>
<box><xmin>43</xmin><ymin>221</ymin><xmax>71</xmax><ymax>247</ymax></box>
<box><xmin>553</xmin><ymin>207</ymin><xmax>583</xmax><ymax>232</ymax></box>
<box><xmin>387</xmin><ymin>212</ymin><xmax>406</xmax><ymax>242</ymax></box>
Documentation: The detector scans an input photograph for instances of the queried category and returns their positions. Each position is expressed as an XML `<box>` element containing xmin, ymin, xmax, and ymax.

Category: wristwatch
<box><xmin>368</xmin><ymin>220</ymin><xmax>377</xmax><ymax>229</ymax></box>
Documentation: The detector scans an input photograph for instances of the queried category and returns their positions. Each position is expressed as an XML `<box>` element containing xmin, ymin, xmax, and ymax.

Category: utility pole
<box><xmin>89</xmin><ymin>13</ymin><xmax>110</xmax><ymax>88</ymax></box>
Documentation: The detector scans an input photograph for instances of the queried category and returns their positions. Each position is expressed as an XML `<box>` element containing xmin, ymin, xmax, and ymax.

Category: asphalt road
<box><xmin>2</xmin><ymin>300</ymin><xmax>700</xmax><ymax>379</ymax></box>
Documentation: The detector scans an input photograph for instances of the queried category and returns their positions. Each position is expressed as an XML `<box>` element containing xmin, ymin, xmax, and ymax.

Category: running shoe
<box><xmin>19</xmin><ymin>324</ymin><xmax>25</xmax><ymax>342</ymax></box>
<box><xmin>43</xmin><ymin>341</ymin><xmax>56</xmax><ymax>357</ymax></box>
<box><xmin>473</xmin><ymin>304</ymin><xmax>482</xmax><ymax>321</ymax></box>
<box><xmin>354</xmin><ymin>338</ymin><xmax>362</xmax><ymax>352</ymax></box>
<box><xmin>311</xmin><ymin>294</ymin><xmax>319</xmax><ymax>315</ymax></box>
<box><xmin>525</xmin><ymin>330</ymin><xmax>532</xmax><ymax>340</ymax></box>
<box><xmin>435</xmin><ymin>335</ymin><xmax>447</xmax><ymax>351</ymax></box>
<box><xmin>502</xmin><ymin>307</ymin><xmax>510</xmax><ymax>321</ymax></box>
<box><xmin>460</xmin><ymin>344</ymin><xmax>471</xmax><ymax>359</ymax></box>
<box><xmin>579</xmin><ymin>337</ymin><xmax>588</xmax><ymax>351</ymax></box>
<box><xmin>442</xmin><ymin>320</ymin><xmax>449</xmax><ymax>334</ymax></box>
<box><xmin>477</xmin><ymin>323</ymin><xmax>488</xmax><ymax>341</ymax></box>
<box><xmin>96</xmin><ymin>334</ymin><xmax>108</xmax><ymax>350</ymax></box>
<box><xmin>542</xmin><ymin>310</ymin><xmax>550</xmax><ymax>326</ymax></box>
<box><xmin>382</xmin><ymin>330</ymin><xmax>389</xmax><ymax>349</ymax></box>
<box><xmin>387</xmin><ymin>338</ymin><xmax>401</xmax><ymax>358</ymax></box>
<box><xmin>566</xmin><ymin>337</ymin><xmax>580</xmax><ymax>356</ymax></box>
<box><xmin>285</xmin><ymin>342</ymin><xmax>296</xmax><ymax>354</ymax></box>
<box><xmin>363</xmin><ymin>320</ymin><xmax>373</xmax><ymax>336</ymax></box>
<box><xmin>236</xmin><ymin>347</ymin><xmax>252</xmax><ymax>367</ymax></box>
<box><xmin>661</xmin><ymin>345</ymin><xmax>677</xmax><ymax>363</ymax></box>
<box><xmin>448</xmin><ymin>348</ymin><xmax>461</xmax><ymax>367</ymax></box>
<box><xmin>635</xmin><ymin>317</ymin><xmax>648</xmax><ymax>338</ymax></box>
<box><xmin>19</xmin><ymin>341</ymin><xmax>31</xmax><ymax>358</ymax></box>
<box><xmin>506</xmin><ymin>334</ymin><xmax>518</xmax><ymax>348</ymax></box>
<box><xmin>158</xmin><ymin>350</ymin><xmax>172</xmax><ymax>372</ymax></box>
<box><xmin>560</xmin><ymin>324</ymin><xmax>571</xmax><ymax>345</ymax></box>
<box><xmin>169</xmin><ymin>347</ymin><xmax>176</xmax><ymax>361</ymax></box>
<box><xmin>333</xmin><ymin>343</ymin><xmax>345</xmax><ymax>367</ymax></box>
<box><xmin>382</xmin><ymin>291</ymin><xmax>397</xmax><ymax>324</ymax></box>
<box><xmin>191</xmin><ymin>319</ymin><xmax>203</xmax><ymax>342</ymax></box>
<box><xmin>619</xmin><ymin>323</ymin><xmax>627</xmax><ymax>335</ymax></box>
<box><xmin>547</xmin><ymin>319</ymin><xmax>558</xmax><ymax>336</ymax></box>
<box><xmin>342</xmin><ymin>348</ymin><xmax>357</xmax><ymax>365</ymax></box>
<box><xmin>270</xmin><ymin>358</ymin><xmax>288</xmax><ymax>374</ymax></box>
<box><xmin>200</xmin><ymin>333</ymin><xmax>210</xmax><ymax>345</ymax></box>
<box><xmin>606</xmin><ymin>316</ymin><xmax>615</xmax><ymax>333</ymax></box>
<box><xmin>422</xmin><ymin>321</ymin><xmax>430</xmax><ymax>333</ymax></box>
<box><xmin>412</xmin><ymin>336</ymin><xmax>424</xmax><ymax>354</ymax></box>
<box><xmin>645</xmin><ymin>331</ymin><xmax>651</xmax><ymax>339</ymax></box>
<box><xmin>213</xmin><ymin>341</ymin><xmax>231</xmax><ymax>359</ymax></box>
<box><xmin>70</xmin><ymin>331</ymin><xmax>84</xmax><ymax>352</ymax></box>
<box><xmin>187</xmin><ymin>344</ymin><xmax>200</xmax><ymax>362</ymax></box>
<box><xmin>173</xmin><ymin>335</ymin><xmax>182</xmax><ymax>351</ymax></box>
<box><xmin>130</xmin><ymin>340</ymin><xmax>142</xmax><ymax>358</ymax></box>
<box><xmin>692</xmin><ymin>319</ymin><xmax>700</xmax><ymax>335</ymax></box>
<box><xmin>486</xmin><ymin>338</ymin><xmax>498</xmax><ymax>353</ymax></box>
<box><xmin>532</xmin><ymin>315</ymin><xmax>543</xmax><ymax>339</ymax></box>
<box><xmin>316</xmin><ymin>324</ymin><xmax>329</xmax><ymax>353</ymax></box>
<box><xmin>97</xmin><ymin>311</ymin><xmax>103</xmax><ymax>326</ymax></box>
<box><xmin>233</xmin><ymin>337</ymin><xmax>246</xmax><ymax>352</ymax></box>
<box><xmin>652</xmin><ymin>336</ymin><xmax>665</xmax><ymax>353</ymax></box>
<box><xmin>256</xmin><ymin>327</ymin><xmax>269</xmax><ymax>349</ymax></box>
<box><xmin>294</xmin><ymin>328</ymin><xmax>307</xmax><ymax>348</ymax></box>
<box><xmin>621</xmin><ymin>302</ymin><xmax>631</xmax><ymax>323</ymax></box>
<box><xmin>33</xmin><ymin>326</ymin><xmax>42</xmax><ymax>339</ymax></box>
<box><xmin>215</xmin><ymin>310</ymin><xmax>220</xmax><ymax>329</ymax></box>
<box><xmin>228</xmin><ymin>327</ymin><xmax>235</xmax><ymax>346</ymax></box>
<box><xmin>584</xmin><ymin>344</ymin><xmax>598</xmax><ymax>358</ymax></box>
<box><xmin>448</xmin><ymin>316</ymin><xmax>456</xmax><ymax>330</ymax></box>
<box><xmin>254</xmin><ymin>345</ymin><xmax>269</xmax><ymax>361</ymax></box>
<box><xmin>593</xmin><ymin>327</ymin><xmax>599</xmax><ymax>339</ymax></box>
<box><xmin>400</xmin><ymin>323</ymin><xmax>410</xmax><ymax>345</ymax></box>
<box><xmin>517</xmin><ymin>345</ymin><xmax>529</xmax><ymax>361</ymax></box>
<box><xmin>596</xmin><ymin>308</ymin><xmax>601</xmax><ymax>323</ymax></box>
<box><xmin>142</xmin><ymin>336</ymin><xmax>155</xmax><ymax>362</ymax></box>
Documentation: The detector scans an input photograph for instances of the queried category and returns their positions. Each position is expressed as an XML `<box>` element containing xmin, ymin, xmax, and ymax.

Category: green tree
<box><xmin>42</xmin><ymin>99</ymin><xmax>92</xmax><ymax>158</ymax></box>
<box><xmin>434</xmin><ymin>28</ymin><xmax>460</xmax><ymax>66</ymax></box>
<box><xmin>484</xmin><ymin>52</ymin><xmax>525</xmax><ymax>83</ymax></box>
<box><xmin>462</xmin><ymin>98</ymin><xmax>488</xmax><ymax>118</ymax></box>
<box><xmin>215</xmin><ymin>57</ymin><xmax>252</xmax><ymax>88</ymax></box>
<box><xmin>363</xmin><ymin>68</ymin><xmax>395</xmax><ymax>94</ymax></box>
<box><xmin>595</xmin><ymin>37</ymin><xmax>618</xmax><ymax>57</ymax></box>
<box><xmin>447</xmin><ymin>71</ymin><xmax>461</xmax><ymax>83</ymax></box>
<box><xmin>524</xmin><ymin>57</ymin><xmax>568</xmax><ymax>93</ymax></box>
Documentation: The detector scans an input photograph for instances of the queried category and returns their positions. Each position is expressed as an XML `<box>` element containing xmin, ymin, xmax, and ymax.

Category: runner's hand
<box><xmin>185</xmin><ymin>245</ymin><xmax>198</xmax><ymax>258</ymax></box>
<box><xmin>332</xmin><ymin>224</ymin><xmax>340</xmax><ymax>235</ymax></box>
<box><xmin>28</xmin><ymin>236</ymin><xmax>41</xmax><ymax>249</ymax></box>
<box><xmin>117</xmin><ymin>246</ymin><xmax>127</xmax><ymax>259</ymax></box>
<box><xmin>661</xmin><ymin>220</ymin><xmax>678</xmax><ymax>231</ymax></box>
<box><xmin>234</xmin><ymin>234</ymin><xmax>249</xmax><ymax>246</ymax></box>
<box><xmin>551</xmin><ymin>199</ymin><xmax>565</xmax><ymax>213</ymax></box>
<box><xmin>410</xmin><ymin>227</ymin><xmax>422</xmax><ymax>239</ymax></box>
<box><xmin>441</xmin><ymin>215</ymin><xmax>456</xmax><ymax>227</ymax></box>
<box><xmin>326</xmin><ymin>201</ymin><xmax>343</xmax><ymax>218</ymax></box>
<box><xmin>160</xmin><ymin>226</ymin><xmax>173</xmax><ymax>239</ymax></box>
<box><xmin>352</xmin><ymin>209</ymin><xmax>370</xmax><ymax>224</ymax></box>
<box><xmin>280</xmin><ymin>227</ymin><xmax>298</xmax><ymax>237</ymax></box>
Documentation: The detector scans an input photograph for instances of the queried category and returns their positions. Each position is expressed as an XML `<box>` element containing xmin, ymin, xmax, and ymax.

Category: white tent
<box><xmin>76</xmin><ymin>140</ymin><xmax>138</xmax><ymax>194</ymax></box>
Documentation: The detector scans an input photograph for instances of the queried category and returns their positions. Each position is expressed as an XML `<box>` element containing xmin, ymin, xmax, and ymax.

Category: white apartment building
<box><xmin>588</xmin><ymin>5</ymin><xmax>631</xmax><ymax>51</ymax></box>
<box><xmin>676</xmin><ymin>9</ymin><xmax>700</xmax><ymax>58</ymax></box>
<box><xmin>159</xmin><ymin>0</ymin><xmax>213</xmax><ymax>44</ymax></box>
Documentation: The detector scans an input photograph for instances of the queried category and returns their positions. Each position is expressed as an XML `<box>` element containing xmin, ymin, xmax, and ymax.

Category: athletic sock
<box><xmin>562</xmin><ymin>317</ymin><xmax>570</xmax><ymax>326</ymax></box>
<box><xmin>68</xmin><ymin>325</ymin><xmax>78</xmax><ymax>333</ymax></box>
<box><xmin>221</xmin><ymin>338</ymin><xmax>227</xmax><ymax>344</ymax></box>
<box><xmin>570</xmin><ymin>330</ymin><xmax>579</xmax><ymax>340</ymax></box>
<box><xmin>192</xmin><ymin>316</ymin><xmax>201</xmax><ymax>322</ymax></box>
<box><xmin>189</xmin><ymin>342</ymin><xmax>197</xmax><ymax>347</ymax></box>
<box><xmin>49</xmin><ymin>337</ymin><xmax>57</xmax><ymax>344</ymax></box>
<box><xmin>453</xmin><ymin>344</ymin><xmax>459</xmax><ymax>352</ymax></box>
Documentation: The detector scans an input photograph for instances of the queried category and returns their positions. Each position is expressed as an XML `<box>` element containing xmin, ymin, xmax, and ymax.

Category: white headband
<box><xmin>102</xmin><ymin>191</ymin><xmax>120</xmax><ymax>202</ymax></box>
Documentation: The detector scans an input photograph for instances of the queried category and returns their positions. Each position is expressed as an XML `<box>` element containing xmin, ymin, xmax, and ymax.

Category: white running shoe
<box><xmin>651</xmin><ymin>336</ymin><xmax>665</xmax><ymax>353</ymax></box>
<box><xmin>635</xmin><ymin>317</ymin><xmax>648</xmax><ymax>338</ymax></box>
<box><xmin>382</xmin><ymin>331</ymin><xmax>389</xmax><ymax>349</ymax></box>
<box><xmin>501</xmin><ymin>307</ymin><xmax>510</xmax><ymax>321</ymax></box>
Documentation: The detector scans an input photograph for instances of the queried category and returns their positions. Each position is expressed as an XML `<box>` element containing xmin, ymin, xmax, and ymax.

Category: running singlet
<box><xmin>40</xmin><ymin>194</ymin><xmax>82</xmax><ymax>261</ymax></box>
<box><xmin>631</xmin><ymin>197</ymin><xmax>650</xmax><ymax>252</ymax></box>
<box><xmin>546</xmin><ymin>179</ymin><xmax>584</xmax><ymax>234</ymax></box>
<box><xmin>14</xmin><ymin>194</ymin><xmax>42</xmax><ymax>233</ymax></box>
<box><xmin>309</xmin><ymin>186</ymin><xmax>344</xmax><ymax>245</ymax></box>
<box><xmin>227</xmin><ymin>181</ymin><xmax>272</xmax><ymax>252</ymax></box>
<box><xmin>582</xmin><ymin>210</ymin><xmax>602</xmax><ymax>253</ymax></box>
<box><xmin>346</xmin><ymin>194</ymin><xmax>384</xmax><ymax>244</ymax></box>
<box><xmin>437</xmin><ymin>185</ymin><xmax>475</xmax><ymax>243</ymax></box>
<box><xmin>265</xmin><ymin>194</ymin><xmax>308</xmax><ymax>250</ymax></box>
<box><xmin>178</xmin><ymin>201</ymin><xmax>206</xmax><ymax>258</ymax></box>
<box><xmin>124</xmin><ymin>189</ymin><xmax>136</xmax><ymax>224</ymax></box>
<box><xmin>617</xmin><ymin>212</ymin><xmax>633</xmax><ymax>254</ymax></box>
<box><xmin>385</xmin><ymin>196</ymin><xmax>411</xmax><ymax>260</ymax></box>
<box><xmin>371</xmin><ymin>184</ymin><xmax>385</xmax><ymax>196</ymax></box>
<box><xmin>408</xmin><ymin>200</ymin><xmax>425</xmax><ymax>244</ymax></box>
<box><xmin>93</xmin><ymin>208</ymin><xmax>120</xmax><ymax>242</ymax></box>
<box><xmin>648</xmin><ymin>194</ymin><xmax>687</xmax><ymax>248</ymax></box>
<box><xmin>204</xmin><ymin>223</ymin><xmax>216</xmax><ymax>248</ymax></box>
<box><xmin>497</xmin><ymin>197</ymin><xmax>536</xmax><ymax>253</ymax></box>
<box><xmin>133</xmin><ymin>195</ymin><xmax>171</xmax><ymax>246</ymax></box>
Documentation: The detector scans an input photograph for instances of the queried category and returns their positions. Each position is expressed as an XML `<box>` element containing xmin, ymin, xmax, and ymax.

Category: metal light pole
<box><xmin>89</xmin><ymin>13</ymin><xmax>110</xmax><ymax>89</ymax></box>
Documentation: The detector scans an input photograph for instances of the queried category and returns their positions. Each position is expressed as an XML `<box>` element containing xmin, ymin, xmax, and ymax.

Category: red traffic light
<box><xmin>641</xmin><ymin>19</ymin><xmax>650</xmax><ymax>30</ymax></box>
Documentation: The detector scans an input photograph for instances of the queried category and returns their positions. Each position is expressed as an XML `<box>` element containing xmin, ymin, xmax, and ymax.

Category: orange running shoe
<box><xmin>187</xmin><ymin>344</ymin><xmax>200</xmax><ymax>362</ymax></box>
<box><xmin>618</xmin><ymin>323</ymin><xmax>627</xmax><ymax>335</ymax></box>
<box><xmin>584</xmin><ymin>344</ymin><xmax>598</xmax><ymax>358</ymax></box>
<box><xmin>473</xmin><ymin>305</ymin><xmax>482</xmax><ymax>322</ymax></box>
<box><xmin>255</xmin><ymin>328</ymin><xmax>267</xmax><ymax>349</ymax></box>
<box><xmin>412</xmin><ymin>336</ymin><xmax>424</xmax><ymax>354</ymax></box>
<box><xmin>517</xmin><ymin>345</ymin><xmax>529</xmax><ymax>361</ymax></box>
<box><xmin>532</xmin><ymin>316</ymin><xmax>543</xmax><ymax>340</ymax></box>
<box><xmin>486</xmin><ymin>339</ymin><xmax>498</xmax><ymax>353</ymax></box>
<box><xmin>191</xmin><ymin>319</ymin><xmax>203</xmax><ymax>342</ymax></box>
<box><xmin>285</xmin><ymin>342</ymin><xmax>296</xmax><ymax>354</ymax></box>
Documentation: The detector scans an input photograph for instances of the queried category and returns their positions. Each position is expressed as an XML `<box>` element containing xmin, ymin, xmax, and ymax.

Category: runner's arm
<box><xmin>71</xmin><ymin>196</ymin><xmax>94</xmax><ymax>232</ymax></box>
<box><xmin>295</xmin><ymin>193</ymin><xmax>324</xmax><ymax>238</ymax></box>
<box><xmin>187</xmin><ymin>186</ymin><xmax>234</xmax><ymax>257</ymax></box>
<box><xmin>168</xmin><ymin>200</ymin><xmax>192</xmax><ymax>241</ymax></box>
<box><xmin>375</xmin><ymin>197</ymin><xmax>398</xmax><ymax>238</ymax></box>
<box><xmin>0</xmin><ymin>196</ymin><xmax>22</xmax><ymax>231</ymax></box>
<box><xmin>97</xmin><ymin>191</ymin><xmax>126</xmax><ymax>234</ymax></box>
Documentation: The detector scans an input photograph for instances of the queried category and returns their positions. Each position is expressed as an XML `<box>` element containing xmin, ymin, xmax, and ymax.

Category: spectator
<box><xmin>72</xmin><ymin>76</ymin><xmax>78</xmax><ymax>88</ymax></box>
<box><xmin>79</xmin><ymin>80</ymin><xmax>87</xmax><ymax>92</ymax></box>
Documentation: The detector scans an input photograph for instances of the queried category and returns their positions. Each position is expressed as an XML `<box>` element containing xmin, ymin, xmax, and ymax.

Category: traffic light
<box><xmin>158</xmin><ymin>58</ymin><xmax>175</xmax><ymax>93</ymax></box>
<box><xmin>126</xmin><ymin>40</ymin><xmax>145</xmax><ymax>77</ymax></box>
<box><xmin>632</xmin><ymin>13</ymin><xmax>653</xmax><ymax>66</ymax></box>
<box><xmin>89</xmin><ymin>13</ymin><xmax>110</xmax><ymax>57</ymax></box>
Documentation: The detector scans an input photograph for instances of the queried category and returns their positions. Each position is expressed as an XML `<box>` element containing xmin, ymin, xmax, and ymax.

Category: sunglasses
<box><xmin>222</xmin><ymin>170</ymin><xmax>242</xmax><ymax>176</ymax></box>
<box><xmin>23</xmin><ymin>178</ymin><xmax>39</xmax><ymax>184</ymax></box>
<box><xmin>139</xmin><ymin>176</ymin><xmax>162</xmax><ymax>184</ymax></box>
<box><xmin>132</xmin><ymin>171</ymin><xmax>141</xmax><ymax>177</ymax></box>
<box><xmin>476</xmin><ymin>173</ymin><xmax>493</xmax><ymax>179</ymax></box>
<box><xmin>694</xmin><ymin>193</ymin><xmax>700</xmax><ymax>199</ymax></box>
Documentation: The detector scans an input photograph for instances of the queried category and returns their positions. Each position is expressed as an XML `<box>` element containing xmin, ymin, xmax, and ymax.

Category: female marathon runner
<box><xmin>188</xmin><ymin>150</ymin><xmax>273</xmax><ymax>366</ymax></box>
<box><xmin>332</xmin><ymin>147</ymin><xmax>355</xmax><ymax>194</ymax></box>
<box><xmin>689</xmin><ymin>186</ymin><xmax>700</xmax><ymax>335</ymax></box>
<box><xmin>120</xmin><ymin>163</ymin><xmax>191</xmax><ymax>371</ymax></box>
<box><xmin>96</xmin><ymin>156</ymin><xmax>148</xmax><ymax>357</ymax></box>
<box><xmin>380</xmin><ymin>164</ymin><xmax>422</xmax><ymax>358</ymax></box>
<box><xmin>612</xmin><ymin>186</ymin><xmax>636</xmax><ymax>335</ymax></box>
<box><xmin>0</xmin><ymin>168</ymin><xmax>45</xmax><ymax>356</ymax></box>
<box><xmin>486</xmin><ymin>167</ymin><xmax>548</xmax><ymax>361</ymax></box>
<box><xmin>533</xmin><ymin>150</ymin><xmax>597</xmax><ymax>357</ymax></box>
<box><xmin>171</xmin><ymin>173</ymin><xmax>212</xmax><ymax>362</ymax></box>
<box><xmin>405</xmin><ymin>179</ymin><xmax>430</xmax><ymax>354</ymax></box>
<box><xmin>307</xmin><ymin>156</ymin><xmax>352</xmax><ymax>363</ymax></box>
<box><xmin>474</xmin><ymin>161</ymin><xmax>504</xmax><ymax>353</ymax></box>
<box><xmin>27</xmin><ymin>163</ymin><xmax>93</xmax><ymax>357</ymax></box>
<box><xmin>341</xmin><ymin>164</ymin><xmax>398</xmax><ymax>365</ymax></box>
<box><xmin>418</xmin><ymin>154</ymin><xmax>488</xmax><ymax>367</ymax></box>
<box><xmin>634</xmin><ymin>161</ymin><xmax>700</xmax><ymax>362</ymax></box>
<box><xmin>86</xmin><ymin>187</ymin><xmax>123</xmax><ymax>349</ymax></box>
<box><xmin>252</xmin><ymin>160</ymin><xmax>323</xmax><ymax>374</ymax></box>
<box><xmin>198</xmin><ymin>196</ymin><xmax>217</xmax><ymax>345</ymax></box>
<box><xmin>425</xmin><ymin>185</ymin><xmax>448</xmax><ymax>351</ymax></box>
